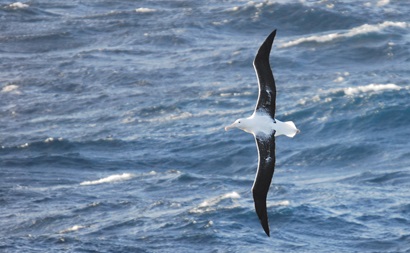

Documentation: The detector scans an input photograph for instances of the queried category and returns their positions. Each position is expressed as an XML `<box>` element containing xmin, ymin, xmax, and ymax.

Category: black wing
<box><xmin>253</xmin><ymin>29</ymin><xmax>277</xmax><ymax>119</ymax></box>
<box><xmin>252</xmin><ymin>135</ymin><xmax>276</xmax><ymax>237</ymax></box>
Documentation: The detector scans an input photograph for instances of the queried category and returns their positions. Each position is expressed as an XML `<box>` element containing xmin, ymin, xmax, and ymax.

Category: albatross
<box><xmin>225</xmin><ymin>29</ymin><xmax>300</xmax><ymax>236</ymax></box>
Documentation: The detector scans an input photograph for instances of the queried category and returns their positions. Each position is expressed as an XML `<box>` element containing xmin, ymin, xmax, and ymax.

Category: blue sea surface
<box><xmin>1</xmin><ymin>0</ymin><xmax>410</xmax><ymax>252</ymax></box>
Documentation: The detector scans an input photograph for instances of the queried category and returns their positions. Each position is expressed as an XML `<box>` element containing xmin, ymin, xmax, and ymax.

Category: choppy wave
<box><xmin>190</xmin><ymin>192</ymin><xmax>241</xmax><ymax>214</ymax></box>
<box><xmin>339</xmin><ymin>170</ymin><xmax>410</xmax><ymax>186</ymax></box>
<box><xmin>80</xmin><ymin>173</ymin><xmax>135</xmax><ymax>186</ymax></box>
<box><xmin>280</xmin><ymin>21</ymin><xmax>408</xmax><ymax>48</ymax></box>
<box><xmin>59</xmin><ymin>225</ymin><xmax>86</xmax><ymax>234</ymax></box>
<box><xmin>376</xmin><ymin>0</ymin><xmax>390</xmax><ymax>7</ymax></box>
<box><xmin>337</xmin><ymin>83</ymin><xmax>402</xmax><ymax>95</ymax></box>
<box><xmin>6</xmin><ymin>2</ymin><xmax>29</xmax><ymax>9</ymax></box>
<box><xmin>1</xmin><ymin>0</ymin><xmax>410</xmax><ymax>252</ymax></box>
<box><xmin>1</xmin><ymin>84</ymin><xmax>20</xmax><ymax>93</ymax></box>
<box><xmin>298</xmin><ymin>83</ymin><xmax>405</xmax><ymax>105</ymax></box>
<box><xmin>135</xmin><ymin>8</ymin><xmax>157</xmax><ymax>13</ymax></box>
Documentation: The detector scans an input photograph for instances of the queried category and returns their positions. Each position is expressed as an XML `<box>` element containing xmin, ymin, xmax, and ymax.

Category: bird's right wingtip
<box><xmin>264</xmin><ymin>227</ymin><xmax>270</xmax><ymax>237</ymax></box>
<box><xmin>261</xmin><ymin>220</ymin><xmax>270</xmax><ymax>237</ymax></box>
<box><xmin>253</xmin><ymin>197</ymin><xmax>271</xmax><ymax>237</ymax></box>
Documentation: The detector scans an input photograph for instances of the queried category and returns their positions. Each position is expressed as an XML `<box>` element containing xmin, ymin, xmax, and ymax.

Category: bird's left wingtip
<box><xmin>271</xmin><ymin>29</ymin><xmax>277</xmax><ymax>36</ymax></box>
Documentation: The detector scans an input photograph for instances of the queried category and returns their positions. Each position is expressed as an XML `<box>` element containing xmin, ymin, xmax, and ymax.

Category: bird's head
<box><xmin>225</xmin><ymin>118</ymin><xmax>247</xmax><ymax>131</ymax></box>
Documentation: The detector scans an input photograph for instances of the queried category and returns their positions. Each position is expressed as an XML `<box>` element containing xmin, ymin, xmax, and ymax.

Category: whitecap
<box><xmin>8</xmin><ymin>2</ymin><xmax>29</xmax><ymax>9</ymax></box>
<box><xmin>80</xmin><ymin>173</ymin><xmax>135</xmax><ymax>186</ymax></box>
<box><xmin>299</xmin><ymin>83</ymin><xmax>402</xmax><ymax>105</ymax></box>
<box><xmin>44</xmin><ymin>137</ymin><xmax>63</xmax><ymax>143</ymax></box>
<box><xmin>212</xmin><ymin>19</ymin><xmax>229</xmax><ymax>26</ymax></box>
<box><xmin>377</xmin><ymin>0</ymin><xmax>390</xmax><ymax>7</ymax></box>
<box><xmin>280</xmin><ymin>21</ymin><xmax>407</xmax><ymax>48</ymax></box>
<box><xmin>272</xmin><ymin>200</ymin><xmax>290</xmax><ymax>206</ymax></box>
<box><xmin>204</xmin><ymin>220</ymin><xmax>214</xmax><ymax>228</ymax></box>
<box><xmin>135</xmin><ymin>8</ymin><xmax>156</xmax><ymax>13</ymax></box>
<box><xmin>333</xmin><ymin>76</ymin><xmax>345</xmax><ymax>83</ymax></box>
<box><xmin>44</xmin><ymin>137</ymin><xmax>54</xmax><ymax>143</ymax></box>
<box><xmin>1</xmin><ymin>84</ymin><xmax>20</xmax><ymax>94</ymax></box>
<box><xmin>342</xmin><ymin>83</ymin><xmax>401</xmax><ymax>95</ymax></box>
<box><xmin>19</xmin><ymin>143</ymin><xmax>29</xmax><ymax>148</ymax></box>
<box><xmin>191</xmin><ymin>191</ymin><xmax>240</xmax><ymax>214</ymax></box>
<box><xmin>198</xmin><ymin>191</ymin><xmax>240</xmax><ymax>208</ymax></box>
<box><xmin>59</xmin><ymin>225</ymin><xmax>86</xmax><ymax>234</ymax></box>
<box><xmin>223</xmin><ymin>191</ymin><xmax>241</xmax><ymax>199</ymax></box>
<box><xmin>324</xmin><ymin>97</ymin><xmax>332</xmax><ymax>103</ymax></box>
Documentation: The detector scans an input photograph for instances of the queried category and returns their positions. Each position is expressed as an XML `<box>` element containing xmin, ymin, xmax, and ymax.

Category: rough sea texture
<box><xmin>1</xmin><ymin>0</ymin><xmax>410</xmax><ymax>252</ymax></box>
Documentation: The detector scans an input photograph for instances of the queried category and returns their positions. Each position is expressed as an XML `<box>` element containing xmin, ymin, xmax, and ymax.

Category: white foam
<box><xmin>8</xmin><ymin>2</ymin><xmax>29</xmax><ymax>9</ymax></box>
<box><xmin>191</xmin><ymin>191</ymin><xmax>241</xmax><ymax>213</ymax></box>
<box><xmin>1</xmin><ymin>84</ymin><xmax>20</xmax><ymax>94</ymax></box>
<box><xmin>80</xmin><ymin>173</ymin><xmax>135</xmax><ymax>186</ymax></box>
<box><xmin>19</xmin><ymin>143</ymin><xmax>29</xmax><ymax>148</ymax></box>
<box><xmin>44</xmin><ymin>137</ymin><xmax>63</xmax><ymax>143</ymax></box>
<box><xmin>324</xmin><ymin>97</ymin><xmax>332</xmax><ymax>103</ymax></box>
<box><xmin>223</xmin><ymin>191</ymin><xmax>241</xmax><ymax>199</ymax></box>
<box><xmin>212</xmin><ymin>19</ymin><xmax>229</xmax><ymax>26</ymax></box>
<box><xmin>280</xmin><ymin>21</ymin><xmax>408</xmax><ymax>48</ymax></box>
<box><xmin>135</xmin><ymin>8</ymin><xmax>156</xmax><ymax>13</ymax></box>
<box><xmin>342</xmin><ymin>83</ymin><xmax>401</xmax><ymax>95</ymax></box>
<box><xmin>44</xmin><ymin>137</ymin><xmax>54</xmax><ymax>143</ymax></box>
<box><xmin>272</xmin><ymin>200</ymin><xmax>290</xmax><ymax>206</ymax></box>
<box><xmin>377</xmin><ymin>0</ymin><xmax>390</xmax><ymax>7</ymax></box>
<box><xmin>204</xmin><ymin>220</ymin><xmax>214</xmax><ymax>228</ymax></box>
<box><xmin>333</xmin><ymin>76</ymin><xmax>345</xmax><ymax>83</ymax></box>
<box><xmin>59</xmin><ymin>225</ymin><xmax>86</xmax><ymax>234</ymax></box>
<box><xmin>299</xmin><ymin>83</ymin><xmax>402</xmax><ymax>105</ymax></box>
<box><xmin>333</xmin><ymin>72</ymin><xmax>350</xmax><ymax>83</ymax></box>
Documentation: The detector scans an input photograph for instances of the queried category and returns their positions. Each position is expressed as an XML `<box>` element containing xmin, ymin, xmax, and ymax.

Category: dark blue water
<box><xmin>1</xmin><ymin>0</ymin><xmax>410</xmax><ymax>252</ymax></box>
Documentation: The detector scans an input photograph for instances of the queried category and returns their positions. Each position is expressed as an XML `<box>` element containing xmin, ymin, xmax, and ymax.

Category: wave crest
<box><xmin>341</xmin><ymin>83</ymin><xmax>401</xmax><ymax>95</ymax></box>
<box><xmin>281</xmin><ymin>21</ymin><xmax>408</xmax><ymax>48</ymax></box>
<box><xmin>80</xmin><ymin>173</ymin><xmax>135</xmax><ymax>186</ymax></box>
<box><xmin>190</xmin><ymin>191</ymin><xmax>241</xmax><ymax>214</ymax></box>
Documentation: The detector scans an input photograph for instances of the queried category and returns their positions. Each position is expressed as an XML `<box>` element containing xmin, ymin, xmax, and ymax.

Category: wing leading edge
<box><xmin>253</xmin><ymin>29</ymin><xmax>277</xmax><ymax>119</ymax></box>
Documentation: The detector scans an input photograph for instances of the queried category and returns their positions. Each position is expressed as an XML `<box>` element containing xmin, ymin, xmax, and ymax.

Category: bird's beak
<box><xmin>296</xmin><ymin>129</ymin><xmax>301</xmax><ymax>134</ymax></box>
<box><xmin>225</xmin><ymin>123</ymin><xmax>235</xmax><ymax>131</ymax></box>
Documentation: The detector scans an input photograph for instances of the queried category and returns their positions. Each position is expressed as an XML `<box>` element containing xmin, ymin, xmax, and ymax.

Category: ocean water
<box><xmin>1</xmin><ymin>0</ymin><xmax>410</xmax><ymax>252</ymax></box>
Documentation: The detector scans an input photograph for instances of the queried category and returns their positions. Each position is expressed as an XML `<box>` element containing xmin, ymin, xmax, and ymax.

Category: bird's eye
<box><xmin>238</xmin><ymin>121</ymin><xmax>241</xmax><ymax>123</ymax></box>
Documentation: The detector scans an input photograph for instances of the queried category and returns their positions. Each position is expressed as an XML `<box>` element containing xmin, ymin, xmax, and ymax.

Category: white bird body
<box><xmin>225</xmin><ymin>111</ymin><xmax>299</xmax><ymax>139</ymax></box>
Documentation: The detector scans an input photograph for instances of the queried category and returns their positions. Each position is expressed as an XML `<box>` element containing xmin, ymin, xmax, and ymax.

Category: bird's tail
<box><xmin>283</xmin><ymin>121</ymin><xmax>299</xmax><ymax>138</ymax></box>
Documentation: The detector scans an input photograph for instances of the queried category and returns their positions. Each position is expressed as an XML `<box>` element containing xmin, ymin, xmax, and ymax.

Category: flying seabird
<box><xmin>225</xmin><ymin>30</ymin><xmax>300</xmax><ymax>237</ymax></box>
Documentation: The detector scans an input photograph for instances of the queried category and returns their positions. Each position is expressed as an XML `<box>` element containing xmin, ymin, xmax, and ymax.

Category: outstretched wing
<box><xmin>252</xmin><ymin>135</ymin><xmax>276</xmax><ymax>237</ymax></box>
<box><xmin>253</xmin><ymin>29</ymin><xmax>277</xmax><ymax>119</ymax></box>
